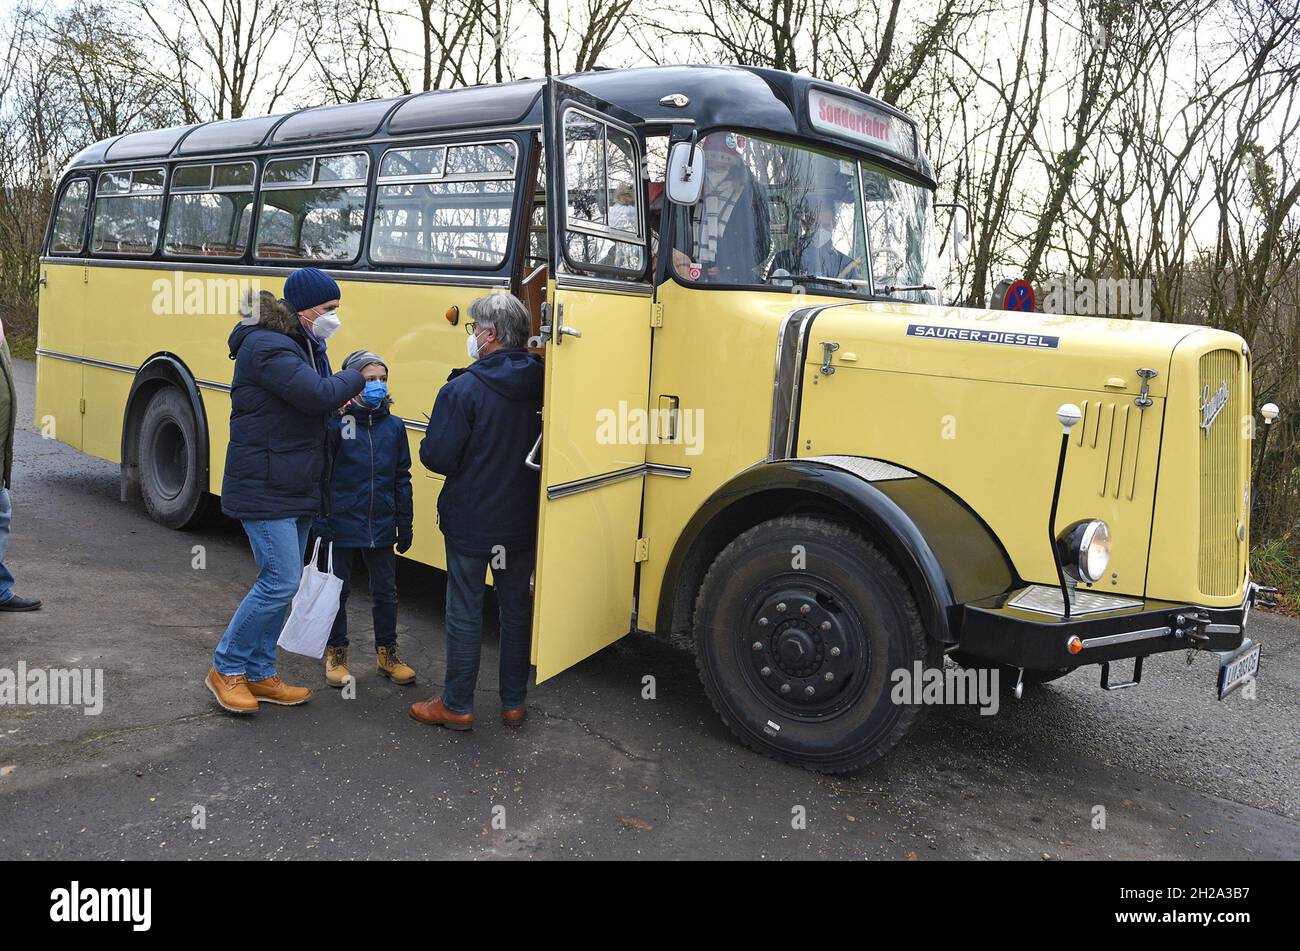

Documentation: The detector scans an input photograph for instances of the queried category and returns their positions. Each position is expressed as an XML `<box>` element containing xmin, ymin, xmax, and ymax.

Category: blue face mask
<box><xmin>361</xmin><ymin>380</ymin><xmax>388</xmax><ymax>405</ymax></box>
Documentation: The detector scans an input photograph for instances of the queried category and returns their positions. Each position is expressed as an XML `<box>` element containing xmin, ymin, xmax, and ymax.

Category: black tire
<box><xmin>949</xmin><ymin>651</ymin><xmax>1074</xmax><ymax>691</ymax></box>
<box><xmin>693</xmin><ymin>515</ymin><xmax>938</xmax><ymax>774</ymax></box>
<box><xmin>138</xmin><ymin>387</ymin><xmax>215</xmax><ymax>530</ymax></box>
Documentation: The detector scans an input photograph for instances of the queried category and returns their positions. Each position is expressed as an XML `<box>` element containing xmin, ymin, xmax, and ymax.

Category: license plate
<box><xmin>1217</xmin><ymin>640</ymin><xmax>1260</xmax><ymax>700</ymax></box>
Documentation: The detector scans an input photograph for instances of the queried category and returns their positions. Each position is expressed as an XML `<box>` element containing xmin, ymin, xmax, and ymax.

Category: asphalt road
<box><xmin>1</xmin><ymin>358</ymin><xmax>1297</xmax><ymax>860</ymax></box>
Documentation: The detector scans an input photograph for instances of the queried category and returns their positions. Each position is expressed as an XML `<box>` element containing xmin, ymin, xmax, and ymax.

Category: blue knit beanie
<box><xmin>284</xmin><ymin>268</ymin><xmax>341</xmax><ymax>313</ymax></box>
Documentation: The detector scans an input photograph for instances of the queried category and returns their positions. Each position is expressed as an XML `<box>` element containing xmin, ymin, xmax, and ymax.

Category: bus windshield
<box><xmin>670</xmin><ymin>130</ymin><xmax>935</xmax><ymax>301</ymax></box>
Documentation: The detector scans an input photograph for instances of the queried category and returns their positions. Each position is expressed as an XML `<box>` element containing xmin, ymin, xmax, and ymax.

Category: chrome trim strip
<box><xmin>36</xmin><ymin>348</ymin><xmax>138</xmax><ymax>374</ymax></box>
<box><xmin>399</xmin><ymin>416</ymin><xmax>428</xmax><ymax>432</ymax></box>
<box><xmin>1081</xmin><ymin>626</ymin><xmax>1172</xmax><ymax>649</ymax></box>
<box><xmin>196</xmin><ymin>378</ymin><xmax>231</xmax><ymax>393</ymax></box>
<box><xmin>548</xmin><ymin>464</ymin><xmax>645</xmax><ymax>500</ymax></box>
<box><xmin>768</xmin><ymin>301</ymin><xmax>862</xmax><ymax>461</ymax></box>
<box><xmin>546</xmin><ymin>462</ymin><xmax>692</xmax><ymax>500</ymax></box>
<box><xmin>38</xmin><ymin>256</ymin><xmax>508</xmax><ymax>289</ymax></box>
<box><xmin>554</xmin><ymin>273</ymin><xmax>654</xmax><ymax>296</ymax></box>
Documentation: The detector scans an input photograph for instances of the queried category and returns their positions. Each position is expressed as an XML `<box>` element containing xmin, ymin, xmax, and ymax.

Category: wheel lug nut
<box><xmin>820</xmin><ymin>621</ymin><xmax>831</xmax><ymax>631</ymax></box>
<box><xmin>804</xmin><ymin>686</ymin><xmax>815</xmax><ymax>696</ymax></box>
<box><xmin>776</xmin><ymin>602</ymin><xmax>787</xmax><ymax>613</ymax></box>
<box><xmin>751</xmin><ymin>641</ymin><xmax>762</xmax><ymax>651</ymax></box>
<box><xmin>780</xmin><ymin>683</ymin><xmax>791</xmax><ymax>694</ymax></box>
<box><xmin>824</xmin><ymin>672</ymin><xmax>834</xmax><ymax>682</ymax></box>
<box><xmin>829</xmin><ymin>646</ymin><xmax>841</xmax><ymax>657</ymax></box>
<box><xmin>758</xmin><ymin>617</ymin><xmax>769</xmax><ymax>627</ymax></box>
<box><xmin>800</xmin><ymin>603</ymin><xmax>811</xmax><ymax>614</ymax></box>
<box><xmin>760</xmin><ymin>667</ymin><xmax>771</xmax><ymax>677</ymax></box>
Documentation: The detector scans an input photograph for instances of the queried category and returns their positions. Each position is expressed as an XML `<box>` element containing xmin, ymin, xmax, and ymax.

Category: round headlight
<box><xmin>1058</xmin><ymin>519</ymin><xmax>1111</xmax><ymax>583</ymax></box>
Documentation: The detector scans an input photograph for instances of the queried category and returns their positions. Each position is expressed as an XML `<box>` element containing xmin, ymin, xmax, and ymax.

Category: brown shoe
<box><xmin>246</xmin><ymin>675</ymin><xmax>311</xmax><ymax>706</ymax></box>
<box><xmin>376</xmin><ymin>645</ymin><xmax>417</xmax><ymax>685</ymax></box>
<box><xmin>409</xmin><ymin>696</ymin><xmax>473</xmax><ymax>731</ymax></box>
<box><xmin>502</xmin><ymin>706</ymin><xmax>527</xmax><ymax>727</ymax></box>
<box><xmin>206</xmin><ymin>668</ymin><xmax>257</xmax><ymax>714</ymax></box>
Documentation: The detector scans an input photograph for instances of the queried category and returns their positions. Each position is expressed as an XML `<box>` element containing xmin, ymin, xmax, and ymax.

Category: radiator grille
<box><xmin>1198</xmin><ymin>349</ymin><xmax>1242</xmax><ymax>596</ymax></box>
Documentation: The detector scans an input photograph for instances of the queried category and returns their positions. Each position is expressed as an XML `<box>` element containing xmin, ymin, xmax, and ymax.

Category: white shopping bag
<box><xmin>276</xmin><ymin>539</ymin><xmax>343</xmax><ymax>658</ymax></box>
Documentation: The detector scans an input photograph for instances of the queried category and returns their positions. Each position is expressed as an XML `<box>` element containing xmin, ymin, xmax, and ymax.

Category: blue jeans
<box><xmin>0</xmin><ymin>488</ymin><xmax>15</xmax><ymax>604</ymax></box>
<box><xmin>213</xmin><ymin>517</ymin><xmax>311</xmax><ymax>680</ymax></box>
<box><xmin>328</xmin><ymin>545</ymin><xmax>398</xmax><ymax>649</ymax></box>
<box><xmin>443</xmin><ymin>546</ymin><xmax>534</xmax><ymax>714</ymax></box>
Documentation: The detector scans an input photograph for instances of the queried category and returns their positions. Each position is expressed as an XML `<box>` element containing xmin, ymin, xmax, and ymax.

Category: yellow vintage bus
<box><xmin>36</xmin><ymin>66</ymin><xmax>1268</xmax><ymax>771</ymax></box>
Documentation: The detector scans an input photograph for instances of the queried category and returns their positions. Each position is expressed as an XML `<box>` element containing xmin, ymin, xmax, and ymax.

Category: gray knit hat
<box><xmin>342</xmin><ymin>349</ymin><xmax>387</xmax><ymax>373</ymax></box>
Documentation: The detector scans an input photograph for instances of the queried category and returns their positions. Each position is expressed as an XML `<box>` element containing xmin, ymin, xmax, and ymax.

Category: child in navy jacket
<box><xmin>318</xmin><ymin>349</ymin><xmax>416</xmax><ymax>687</ymax></box>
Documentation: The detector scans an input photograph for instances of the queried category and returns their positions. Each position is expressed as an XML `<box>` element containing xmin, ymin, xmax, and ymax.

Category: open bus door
<box><xmin>530</xmin><ymin>80</ymin><xmax>654</xmax><ymax>681</ymax></box>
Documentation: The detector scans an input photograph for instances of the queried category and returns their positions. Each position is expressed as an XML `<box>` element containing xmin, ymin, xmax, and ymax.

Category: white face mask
<box><xmin>466</xmin><ymin>329</ymin><xmax>484</xmax><ymax>361</ymax></box>
<box><xmin>309</xmin><ymin>308</ymin><xmax>341</xmax><ymax>340</ymax></box>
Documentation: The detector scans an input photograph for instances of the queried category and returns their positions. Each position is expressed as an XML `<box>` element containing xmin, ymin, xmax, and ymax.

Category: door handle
<box><xmin>555</xmin><ymin>302</ymin><xmax>581</xmax><ymax>344</ymax></box>
<box><xmin>524</xmin><ymin>432</ymin><xmax>542</xmax><ymax>470</ymax></box>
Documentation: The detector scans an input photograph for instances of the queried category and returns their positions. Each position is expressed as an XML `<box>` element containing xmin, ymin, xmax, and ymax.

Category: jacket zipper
<box><xmin>367</xmin><ymin>414</ymin><xmax>376</xmax><ymax>547</ymax></box>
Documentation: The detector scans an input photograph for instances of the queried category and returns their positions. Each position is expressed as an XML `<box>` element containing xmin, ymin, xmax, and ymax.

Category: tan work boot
<box><xmin>206</xmin><ymin>668</ymin><xmax>257</xmax><ymax>714</ymax></box>
<box><xmin>376</xmin><ymin>645</ymin><xmax>416</xmax><ymax>685</ymax></box>
<box><xmin>325</xmin><ymin>646</ymin><xmax>351</xmax><ymax>688</ymax></box>
<box><xmin>246</xmin><ymin>675</ymin><xmax>311</xmax><ymax>706</ymax></box>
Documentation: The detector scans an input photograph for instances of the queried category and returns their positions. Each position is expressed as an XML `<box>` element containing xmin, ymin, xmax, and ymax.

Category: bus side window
<box><xmin>255</xmin><ymin>152</ymin><xmax>369</xmax><ymax>263</ymax></box>
<box><xmin>370</xmin><ymin>140</ymin><xmax>519</xmax><ymax>269</ymax></box>
<box><xmin>50</xmin><ymin>179</ymin><xmax>90</xmax><ymax>255</ymax></box>
<box><xmin>164</xmin><ymin>161</ymin><xmax>255</xmax><ymax>258</ymax></box>
<box><xmin>559</xmin><ymin>110</ymin><xmax>645</xmax><ymax>278</ymax></box>
<box><xmin>91</xmin><ymin>167</ymin><xmax>166</xmax><ymax>256</ymax></box>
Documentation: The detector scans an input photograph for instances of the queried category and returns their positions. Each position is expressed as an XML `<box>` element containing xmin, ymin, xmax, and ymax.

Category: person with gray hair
<box><xmin>411</xmin><ymin>292</ymin><xmax>544</xmax><ymax>732</ymax></box>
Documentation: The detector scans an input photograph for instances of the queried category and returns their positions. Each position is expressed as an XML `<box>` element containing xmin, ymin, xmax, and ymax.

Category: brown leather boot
<box><xmin>409</xmin><ymin>696</ymin><xmax>473</xmax><ymax>731</ymax></box>
<box><xmin>376</xmin><ymin>645</ymin><xmax>416</xmax><ymax>685</ymax></box>
<box><xmin>206</xmin><ymin>668</ymin><xmax>257</xmax><ymax>714</ymax></box>
<box><xmin>246</xmin><ymin>675</ymin><xmax>311</xmax><ymax>706</ymax></box>
<box><xmin>502</xmin><ymin>706</ymin><xmax>527</xmax><ymax>727</ymax></box>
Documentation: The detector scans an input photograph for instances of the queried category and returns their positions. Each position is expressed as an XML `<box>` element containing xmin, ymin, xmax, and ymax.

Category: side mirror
<box><xmin>935</xmin><ymin>202</ymin><xmax>971</xmax><ymax>257</ymax></box>
<box><xmin>666</xmin><ymin>141</ymin><xmax>705</xmax><ymax>206</ymax></box>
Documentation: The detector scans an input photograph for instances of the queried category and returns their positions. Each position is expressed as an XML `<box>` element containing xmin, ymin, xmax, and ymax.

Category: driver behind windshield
<box><xmin>672</xmin><ymin>132</ymin><xmax>770</xmax><ymax>283</ymax></box>
<box><xmin>771</xmin><ymin>191</ymin><xmax>862</xmax><ymax>288</ymax></box>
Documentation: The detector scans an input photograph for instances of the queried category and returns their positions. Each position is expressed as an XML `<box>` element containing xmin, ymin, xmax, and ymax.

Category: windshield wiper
<box><xmin>878</xmin><ymin>284</ymin><xmax>936</xmax><ymax>295</ymax></box>
<box><xmin>774</xmin><ymin>272</ymin><xmax>871</xmax><ymax>289</ymax></box>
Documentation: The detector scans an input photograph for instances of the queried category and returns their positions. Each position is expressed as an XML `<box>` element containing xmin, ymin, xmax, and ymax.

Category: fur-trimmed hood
<box><xmin>228</xmin><ymin>289</ymin><xmax>303</xmax><ymax>359</ymax></box>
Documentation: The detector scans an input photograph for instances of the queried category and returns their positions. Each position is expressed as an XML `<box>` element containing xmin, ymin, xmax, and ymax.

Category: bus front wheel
<box><xmin>692</xmin><ymin>515</ymin><xmax>938</xmax><ymax>774</ymax></box>
<box><xmin>138</xmin><ymin>387</ymin><xmax>214</xmax><ymax>530</ymax></box>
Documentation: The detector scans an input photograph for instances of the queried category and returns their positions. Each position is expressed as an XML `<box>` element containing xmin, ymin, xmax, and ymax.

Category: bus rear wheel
<box><xmin>692</xmin><ymin>515</ymin><xmax>937</xmax><ymax>774</ymax></box>
<box><xmin>138</xmin><ymin>387</ymin><xmax>214</xmax><ymax>530</ymax></box>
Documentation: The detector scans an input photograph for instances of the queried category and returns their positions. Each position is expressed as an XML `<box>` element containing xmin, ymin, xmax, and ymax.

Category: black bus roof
<box><xmin>64</xmin><ymin>65</ymin><xmax>933</xmax><ymax>185</ymax></box>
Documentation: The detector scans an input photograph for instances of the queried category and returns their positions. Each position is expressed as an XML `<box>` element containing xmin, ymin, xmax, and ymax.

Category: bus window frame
<box><xmin>90</xmin><ymin>165</ymin><xmax>169</xmax><ymax>258</ymax></box>
<box><xmin>162</xmin><ymin>159</ymin><xmax>257</xmax><ymax>260</ymax></box>
<box><xmin>555</xmin><ymin>102</ymin><xmax>648</xmax><ymax>283</ymax></box>
<box><xmin>369</xmin><ymin>137</ymin><xmax>521</xmax><ymax>271</ymax></box>
<box><xmin>48</xmin><ymin>176</ymin><xmax>93</xmax><ymax>257</ymax></box>
<box><xmin>253</xmin><ymin>149</ymin><xmax>372</xmax><ymax>267</ymax></box>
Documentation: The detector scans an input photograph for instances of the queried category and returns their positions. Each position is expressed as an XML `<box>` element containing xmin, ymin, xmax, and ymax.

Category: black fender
<box><xmin>654</xmin><ymin>458</ymin><xmax>1018</xmax><ymax>647</ymax></box>
<box><xmin>120</xmin><ymin>353</ymin><xmax>212</xmax><ymax>501</ymax></box>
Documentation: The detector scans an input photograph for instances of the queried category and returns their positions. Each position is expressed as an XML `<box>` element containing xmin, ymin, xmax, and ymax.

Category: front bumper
<box><xmin>956</xmin><ymin>584</ymin><xmax>1258</xmax><ymax>671</ymax></box>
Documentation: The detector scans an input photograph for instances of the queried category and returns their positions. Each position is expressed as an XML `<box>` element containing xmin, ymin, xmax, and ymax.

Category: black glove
<box><xmin>396</xmin><ymin>528</ymin><xmax>413</xmax><ymax>554</ymax></box>
<box><xmin>312</xmin><ymin>517</ymin><xmax>333</xmax><ymax>543</ymax></box>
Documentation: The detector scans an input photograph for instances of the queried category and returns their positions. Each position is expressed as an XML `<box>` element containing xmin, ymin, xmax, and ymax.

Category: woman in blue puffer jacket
<box><xmin>317</xmin><ymin>349</ymin><xmax>416</xmax><ymax>689</ymax></box>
